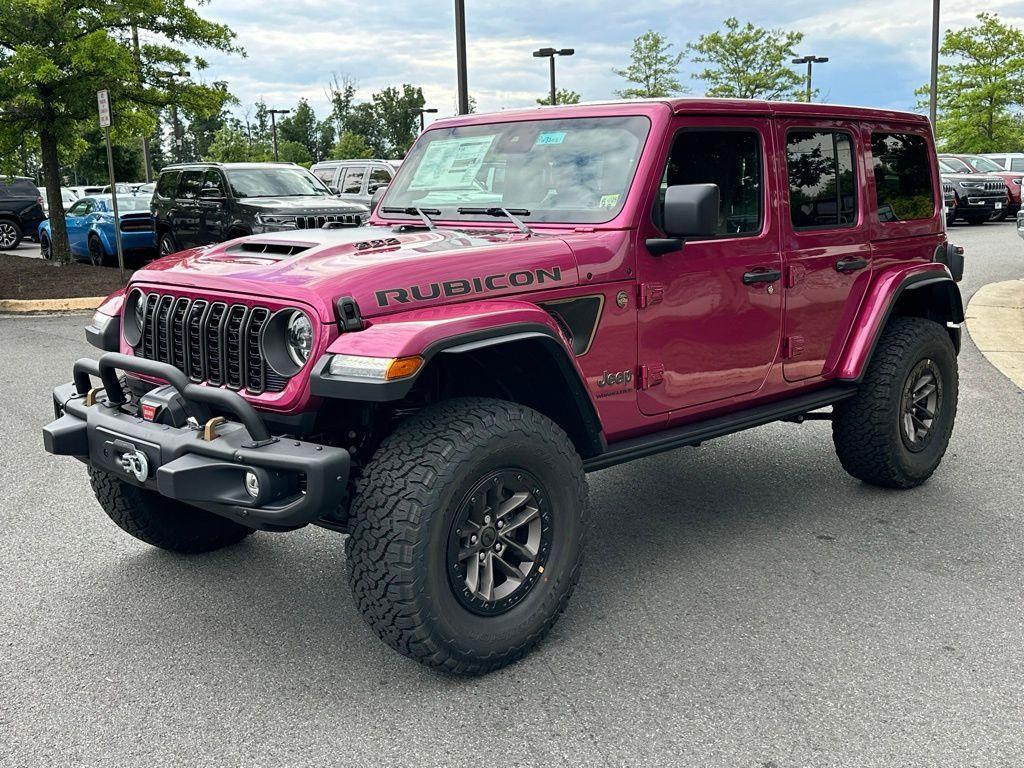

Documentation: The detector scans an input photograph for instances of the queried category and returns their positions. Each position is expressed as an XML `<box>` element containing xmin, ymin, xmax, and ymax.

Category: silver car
<box><xmin>310</xmin><ymin>159</ymin><xmax>401</xmax><ymax>208</ymax></box>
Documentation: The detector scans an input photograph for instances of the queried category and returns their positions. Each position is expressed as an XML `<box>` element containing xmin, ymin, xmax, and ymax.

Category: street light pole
<box><xmin>929</xmin><ymin>0</ymin><xmax>941</xmax><ymax>129</ymax></box>
<box><xmin>454</xmin><ymin>0</ymin><xmax>469</xmax><ymax>114</ymax></box>
<box><xmin>532</xmin><ymin>47</ymin><xmax>575</xmax><ymax>105</ymax></box>
<box><xmin>410</xmin><ymin>107</ymin><xmax>439</xmax><ymax>132</ymax></box>
<box><xmin>792</xmin><ymin>55</ymin><xmax>829</xmax><ymax>102</ymax></box>
<box><xmin>267</xmin><ymin>109</ymin><xmax>290</xmax><ymax>161</ymax></box>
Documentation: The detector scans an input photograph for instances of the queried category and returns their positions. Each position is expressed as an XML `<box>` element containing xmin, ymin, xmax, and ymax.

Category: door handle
<box><xmin>742</xmin><ymin>268</ymin><xmax>782</xmax><ymax>285</ymax></box>
<box><xmin>835</xmin><ymin>258</ymin><xmax>868</xmax><ymax>273</ymax></box>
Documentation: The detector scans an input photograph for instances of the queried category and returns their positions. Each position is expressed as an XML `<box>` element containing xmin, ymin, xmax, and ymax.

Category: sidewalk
<box><xmin>966</xmin><ymin>279</ymin><xmax>1024</xmax><ymax>389</ymax></box>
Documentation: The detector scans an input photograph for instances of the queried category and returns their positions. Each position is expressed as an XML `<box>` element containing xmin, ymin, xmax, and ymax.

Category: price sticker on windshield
<box><xmin>536</xmin><ymin>131</ymin><xmax>566</xmax><ymax>146</ymax></box>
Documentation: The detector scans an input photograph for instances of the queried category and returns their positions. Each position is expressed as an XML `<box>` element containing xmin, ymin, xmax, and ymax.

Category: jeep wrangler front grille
<box><xmin>135</xmin><ymin>293</ymin><xmax>284</xmax><ymax>395</ymax></box>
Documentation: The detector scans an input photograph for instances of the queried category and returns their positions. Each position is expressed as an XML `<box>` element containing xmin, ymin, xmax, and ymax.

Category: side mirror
<box><xmin>328</xmin><ymin>186</ymin><xmax>340</xmax><ymax>195</ymax></box>
<box><xmin>369</xmin><ymin>184</ymin><xmax>389</xmax><ymax>214</ymax></box>
<box><xmin>198</xmin><ymin>187</ymin><xmax>224</xmax><ymax>201</ymax></box>
<box><xmin>663</xmin><ymin>183</ymin><xmax>719</xmax><ymax>238</ymax></box>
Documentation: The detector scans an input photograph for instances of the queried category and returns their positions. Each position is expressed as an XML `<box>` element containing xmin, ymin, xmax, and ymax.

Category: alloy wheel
<box><xmin>447</xmin><ymin>469</ymin><xmax>552</xmax><ymax>616</ymax></box>
<box><xmin>0</xmin><ymin>221</ymin><xmax>18</xmax><ymax>249</ymax></box>
<box><xmin>87</xmin><ymin>238</ymin><xmax>105</xmax><ymax>267</ymax></box>
<box><xmin>40</xmin><ymin>234</ymin><xmax>51</xmax><ymax>260</ymax></box>
<box><xmin>900</xmin><ymin>359</ymin><xmax>942</xmax><ymax>452</ymax></box>
<box><xmin>159</xmin><ymin>234</ymin><xmax>176</xmax><ymax>257</ymax></box>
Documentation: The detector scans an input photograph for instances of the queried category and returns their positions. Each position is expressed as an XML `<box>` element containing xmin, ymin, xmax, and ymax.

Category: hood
<box><xmin>941</xmin><ymin>172</ymin><xmax>1005</xmax><ymax>185</ymax></box>
<box><xmin>237</xmin><ymin>196</ymin><xmax>368</xmax><ymax>213</ymax></box>
<box><xmin>133</xmin><ymin>225</ymin><xmax>580</xmax><ymax>323</ymax></box>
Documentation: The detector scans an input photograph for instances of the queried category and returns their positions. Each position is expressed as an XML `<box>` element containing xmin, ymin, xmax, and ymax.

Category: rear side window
<box><xmin>368</xmin><ymin>167</ymin><xmax>391</xmax><ymax>190</ymax></box>
<box><xmin>987</xmin><ymin>155</ymin><xmax>1007</xmax><ymax>168</ymax></box>
<box><xmin>658</xmin><ymin>129</ymin><xmax>763</xmax><ymax>236</ymax></box>
<box><xmin>313</xmin><ymin>167</ymin><xmax>336</xmax><ymax>184</ymax></box>
<box><xmin>786</xmin><ymin>130</ymin><xmax>857</xmax><ymax>229</ymax></box>
<box><xmin>1011</xmin><ymin>158</ymin><xmax>1024</xmax><ymax>172</ymax></box>
<box><xmin>340</xmin><ymin>166</ymin><xmax>366</xmax><ymax>194</ymax></box>
<box><xmin>871</xmin><ymin>133</ymin><xmax>935</xmax><ymax>222</ymax></box>
<box><xmin>155</xmin><ymin>170</ymin><xmax>180</xmax><ymax>199</ymax></box>
<box><xmin>177</xmin><ymin>170</ymin><xmax>205</xmax><ymax>200</ymax></box>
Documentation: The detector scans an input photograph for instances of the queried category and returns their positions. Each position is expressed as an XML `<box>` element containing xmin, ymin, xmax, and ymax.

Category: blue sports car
<box><xmin>38</xmin><ymin>194</ymin><xmax>156</xmax><ymax>265</ymax></box>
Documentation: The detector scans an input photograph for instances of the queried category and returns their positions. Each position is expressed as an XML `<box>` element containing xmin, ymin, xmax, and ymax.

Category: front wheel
<box><xmin>833</xmin><ymin>317</ymin><xmax>958</xmax><ymax>489</ymax></box>
<box><xmin>159</xmin><ymin>231</ymin><xmax>177</xmax><ymax>257</ymax></box>
<box><xmin>346</xmin><ymin>398</ymin><xmax>587</xmax><ymax>674</ymax></box>
<box><xmin>89</xmin><ymin>467</ymin><xmax>256</xmax><ymax>553</ymax></box>
<box><xmin>0</xmin><ymin>219</ymin><xmax>22</xmax><ymax>250</ymax></box>
<box><xmin>87</xmin><ymin>236</ymin><xmax>109</xmax><ymax>267</ymax></box>
<box><xmin>40</xmin><ymin>232</ymin><xmax>52</xmax><ymax>260</ymax></box>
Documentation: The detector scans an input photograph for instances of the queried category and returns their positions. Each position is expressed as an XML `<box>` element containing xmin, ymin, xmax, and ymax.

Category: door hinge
<box><xmin>638</xmin><ymin>362</ymin><xmax>665</xmax><ymax>389</ymax></box>
<box><xmin>782</xmin><ymin>335</ymin><xmax>805</xmax><ymax>360</ymax></box>
<box><xmin>638</xmin><ymin>282</ymin><xmax>664</xmax><ymax>308</ymax></box>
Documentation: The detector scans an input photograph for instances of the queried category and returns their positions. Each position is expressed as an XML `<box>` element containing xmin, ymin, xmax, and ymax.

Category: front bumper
<box><xmin>42</xmin><ymin>353</ymin><xmax>350</xmax><ymax>531</ymax></box>
<box><xmin>954</xmin><ymin>194</ymin><xmax>1008</xmax><ymax>217</ymax></box>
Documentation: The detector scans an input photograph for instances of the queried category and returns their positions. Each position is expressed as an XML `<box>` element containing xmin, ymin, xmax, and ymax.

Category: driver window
<box><xmin>202</xmin><ymin>170</ymin><xmax>226</xmax><ymax>196</ymax></box>
<box><xmin>68</xmin><ymin>200</ymin><xmax>92</xmax><ymax>216</ymax></box>
<box><xmin>656</xmin><ymin>128</ymin><xmax>763</xmax><ymax>237</ymax></box>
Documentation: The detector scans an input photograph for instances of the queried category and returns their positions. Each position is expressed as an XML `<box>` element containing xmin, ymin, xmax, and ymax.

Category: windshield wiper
<box><xmin>456</xmin><ymin>207</ymin><xmax>533</xmax><ymax>235</ymax></box>
<box><xmin>381</xmin><ymin>206</ymin><xmax>440</xmax><ymax>230</ymax></box>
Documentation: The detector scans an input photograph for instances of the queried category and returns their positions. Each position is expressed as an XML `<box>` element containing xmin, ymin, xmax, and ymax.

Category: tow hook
<box><xmin>119</xmin><ymin>450</ymin><xmax>149</xmax><ymax>482</ymax></box>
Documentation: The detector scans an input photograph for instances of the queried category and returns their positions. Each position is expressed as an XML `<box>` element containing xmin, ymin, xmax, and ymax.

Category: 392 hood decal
<box><xmin>375</xmin><ymin>266</ymin><xmax>564</xmax><ymax>308</ymax></box>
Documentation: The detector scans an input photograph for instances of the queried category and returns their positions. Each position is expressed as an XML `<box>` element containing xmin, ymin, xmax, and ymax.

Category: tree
<box><xmin>688</xmin><ymin>18</ymin><xmax>806</xmax><ymax>101</ymax></box>
<box><xmin>277</xmin><ymin>99</ymin><xmax>320</xmax><ymax>160</ymax></box>
<box><xmin>206</xmin><ymin>124</ymin><xmax>271</xmax><ymax>162</ymax></box>
<box><xmin>920</xmin><ymin>12</ymin><xmax>1024</xmax><ymax>153</ymax></box>
<box><xmin>537</xmin><ymin>89</ymin><xmax>582</xmax><ymax>106</ymax></box>
<box><xmin>331</xmin><ymin>131</ymin><xmax>374</xmax><ymax>160</ymax></box>
<box><xmin>0</xmin><ymin>0</ymin><xmax>240</xmax><ymax>262</ymax></box>
<box><xmin>277</xmin><ymin>140</ymin><xmax>312</xmax><ymax>166</ymax></box>
<box><xmin>613</xmin><ymin>31</ymin><xmax>685</xmax><ymax>98</ymax></box>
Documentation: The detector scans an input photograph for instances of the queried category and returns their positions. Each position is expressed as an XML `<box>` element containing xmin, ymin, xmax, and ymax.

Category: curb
<box><xmin>965</xmin><ymin>279</ymin><xmax>1024</xmax><ymax>390</ymax></box>
<box><xmin>0</xmin><ymin>296</ymin><xmax>105</xmax><ymax>314</ymax></box>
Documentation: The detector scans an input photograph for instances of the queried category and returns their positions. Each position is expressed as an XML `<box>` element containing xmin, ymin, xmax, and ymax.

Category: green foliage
<box><xmin>613</xmin><ymin>31</ymin><xmax>685</xmax><ymax>98</ymax></box>
<box><xmin>0</xmin><ymin>0</ymin><xmax>242</xmax><ymax>262</ymax></box>
<box><xmin>205</xmin><ymin>124</ymin><xmax>272</xmax><ymax>162</ymax></box>
<box><xmin>73</xmin><ymin>129</ymin><xmax>143</xmax><ymax>182</ymax></box>
<box><xmin>920</xmin><ymin>12</ymin><xmax>1024</xmax><ymax>153</ymax></box>
<box><xmin>688</xmin><ymin>18</ymin><xmax>806</xmax><ymax>100</ymax></box>
<box><xmin>277</xmin><ymin>99</ymin><xmax>330</xmax><ymax>161</ymax></box>
<box><xmin>331</xmin><ymin>131</ymin><xmax>374</xmax><ymax>160</ymax></box>
<box><xmin>537</xmin><ymin>89</ymin><xmax>582</xmax><ymax>106</ymax></box>
<box><xmin>277</xmin><ymin>140</ymin><xmax>312</xmax><ymax>166</ymax></box>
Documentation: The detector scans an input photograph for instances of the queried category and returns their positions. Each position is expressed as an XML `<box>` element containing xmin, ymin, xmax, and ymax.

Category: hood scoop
<box><xmin>224</xmin><ymin>241</ymin><xmax>314</xmax><ymax>259</ymax></box>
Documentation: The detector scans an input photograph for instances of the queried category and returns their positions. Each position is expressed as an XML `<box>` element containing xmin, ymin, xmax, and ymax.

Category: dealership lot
<box><xmin>2</xmin><ymin>222</ymin><xmax>1023</xmax><ymax>766</ymax></box>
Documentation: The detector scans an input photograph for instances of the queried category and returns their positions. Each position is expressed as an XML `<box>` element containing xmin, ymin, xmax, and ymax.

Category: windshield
<box><xmin>381</xmin><ymin>116</ymin><xmax>651</xmax><ymax>224</ymax></box>
<box><xmin>940</xmin><ymin>156</ymin><xmax>973</xmax><ymax>173</ymax></box>
<box><xmin>938</xmin><ymin>158</ymin><xmax>959</xmax><ymax>174</ymax></box>
<box><xmin>225</xmin><ymin>167</ymin><xmax>330</xmax><ymax>199</ymax></box>
<box><xmin>965</xmin><ymin>155</ymin><xmax>1003</xmax><ymax>173</ymax></box>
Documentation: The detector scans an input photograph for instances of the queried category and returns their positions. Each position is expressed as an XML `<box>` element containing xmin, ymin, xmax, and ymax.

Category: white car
<box><xmin>38</xmin><ymin>186</ymin><xmax>79</xmax><ymax>215</ymax></box>
<box><xmin>980</xmin><ymin>153</ymin><xmax>1024</xmax><ymax>173</ymax></box>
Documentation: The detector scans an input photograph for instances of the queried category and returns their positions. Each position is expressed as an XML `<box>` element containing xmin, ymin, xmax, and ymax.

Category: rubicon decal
<box><xmin>375</xmin><ymin>266</ymin><xmax>563</xmax><ymax>307</ymax></box>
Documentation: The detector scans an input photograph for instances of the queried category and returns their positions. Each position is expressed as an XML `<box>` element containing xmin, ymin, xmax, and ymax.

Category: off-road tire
<box><xmin>89</xmin><ymin>466</ymin><xmax>256</xmax><ymax>553</ymax></box>
<box><xmin>833</xmin><ymin>316</ymin><xmax>958</xmax><ymax>489</ymax></box>
<box><xmin>345</xmin><ymin>397</ymin><xmax>587</xmax><ymax>674</ymax></box>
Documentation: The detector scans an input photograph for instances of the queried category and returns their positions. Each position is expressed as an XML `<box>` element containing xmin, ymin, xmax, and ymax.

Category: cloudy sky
<box><xmin>193</xmin><ymin>0</ymin><xmax>1024</xmax><ymax>124</ymax></box>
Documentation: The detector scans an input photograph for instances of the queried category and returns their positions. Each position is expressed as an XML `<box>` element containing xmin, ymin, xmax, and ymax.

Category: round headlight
<box><xmin>286</xmin><ymin>311</ymin><xmax>313</xmax><ymax>366</ymax></box>
<box><xmin>123</xmin><ymin>289</ymin><xmax>146</xmax><ymax>347</ymax></box>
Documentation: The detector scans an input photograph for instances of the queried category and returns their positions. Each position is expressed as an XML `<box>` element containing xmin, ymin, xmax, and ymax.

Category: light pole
<box><xmin>792</xmin><ymin>55</ymin><xmax>828</xmax><ymax>102</ymax></box>
<box><xmin>267</xmin><ymin>109</ymin><xmax>290</xmax><ymax>161</ymax></box>
<box><xmin>532</xmin><ymin>47</ymin><xmax>575</xmax><ymax>105</ymax></box>
<box><xmin>454</xmin><ymin>0</ymin><xmax>469</xmax><ymax>114</ymax></box>
<box><xmin>410</xmin><ymin>107</ymin><xmax>439</xmax><ymax>132</ymax></box>
<box><xmin>929</xmin><ymin>0</ymin><xmax>941</xmax><ymax>129</ymax></box>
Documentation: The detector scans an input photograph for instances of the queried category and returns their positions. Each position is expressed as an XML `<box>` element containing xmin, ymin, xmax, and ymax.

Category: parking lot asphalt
<box><xmin>2</xmin><ymin>222</ymin><xmax>1023</xmax><ymax>767</ymax></box>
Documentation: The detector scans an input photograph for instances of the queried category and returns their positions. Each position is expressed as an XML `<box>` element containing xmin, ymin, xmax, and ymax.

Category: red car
<box><xmin>941</xmin><ymin>153</ymin><xmax>1023</xmax><ymax>220</ymax></box>
<box><xmin>45</xmin><ymin>99</ymin><xmax>964</xmax><ymax>673</ymax></box>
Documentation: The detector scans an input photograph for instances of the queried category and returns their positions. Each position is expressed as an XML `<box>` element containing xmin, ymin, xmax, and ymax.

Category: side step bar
<box><xmin>584</xmin><ymin>385</ymin><xmax>857</xmax><ymax>472</ymax></box>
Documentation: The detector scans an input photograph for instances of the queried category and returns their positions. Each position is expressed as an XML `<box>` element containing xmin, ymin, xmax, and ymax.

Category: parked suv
<box><xmin>151</xmin><ymin>162</ymin><xmax>369</xmax><ymax>256</ymax></box>
<box><xmin>940</xmin><ymin>153</ymin><xmax>1021</xmax><ymax>220</ymax></box>
<box><xmin>938</xmin><ymin>157</ymin><xmax>1007</xmax><ymax>224</ymax></box>
<box><xmin>0</xmin><ymin>176</ymin><xmax>45</xmax><ymax>249</ymax></box>
<box><xmin>45</xmin><ymin>100</ymin><xmax>964</xmax><ymax>674</ymax></box>
<box><xmin>309</xmin><ymin>159</ymin><xmax>401</xmax><ymax>208</ymax></box>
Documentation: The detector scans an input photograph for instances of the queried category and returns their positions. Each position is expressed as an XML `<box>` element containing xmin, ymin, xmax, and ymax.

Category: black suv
<box><xmin>152</xmin><ymin>162</ymin><xmax>369</xmax><ymax>256</ymax></box>
<box><xmin>0</xmin><ymin>176</ymin><xmax>45</xmax><ymax>250</ymax></box>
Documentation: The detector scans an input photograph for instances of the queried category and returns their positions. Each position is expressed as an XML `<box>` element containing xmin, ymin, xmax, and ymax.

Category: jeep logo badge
<box><xmin>597</xmin><ymin>369</ymin><xmax>633</xmax><ymax>388</ymax></box>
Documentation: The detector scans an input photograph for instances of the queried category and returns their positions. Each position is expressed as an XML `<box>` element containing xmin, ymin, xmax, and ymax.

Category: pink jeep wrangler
<box><xmin>44</xmin><ymin>99</ymin><xmax>965</xmax><ymax>673</ymax></box>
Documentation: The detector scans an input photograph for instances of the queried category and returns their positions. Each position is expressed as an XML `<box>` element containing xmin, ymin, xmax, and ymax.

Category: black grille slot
<box><xmin>134</xmin><ymin>293</ymin><xmax>287</xmax><ymax>395</ymax></box>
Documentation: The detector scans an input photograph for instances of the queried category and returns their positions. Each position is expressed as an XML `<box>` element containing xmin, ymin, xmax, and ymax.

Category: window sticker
<box><xmin>408</xmin><ymin>135</ymin><xmax>496</xmax><ymax>190</ymax></box>
<box><xmin>536</xmin><ymin>131</ymin><xmax>567</xmax><ymax>146</ymax></box>
<box><xmin>598</xmin><ymin>193</ymin><xmax>620</xmax><ymax>208</ymax></box>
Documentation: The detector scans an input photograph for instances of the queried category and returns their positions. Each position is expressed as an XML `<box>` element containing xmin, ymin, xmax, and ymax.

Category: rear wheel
<box><xmin>159</xmin><ymin>231</ymin><xmax>177</xmax><ymax>257</ymax></box>
<box><xmin>833</xmin><ymin>317</ymin><xmax>958</xmax><ymax>489</ymax></box>
<box><xmin>0</xmin><ymin>219</ymin><xmax>21</xmax><ymax>249</ymax></box>
<box><xmin>87</xmin><ymin>235</ymin><xmax>109</xmax><ymax>267</ymax></box>
<box><xmin>346</xmin><ymin>398</ymin><xmax>587</xmax><ymax>674</ymax></box>
<box><xmin>89</xmin><ymin>466</ymin><xmax>256</xmax><ymax>553</ymax></box>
